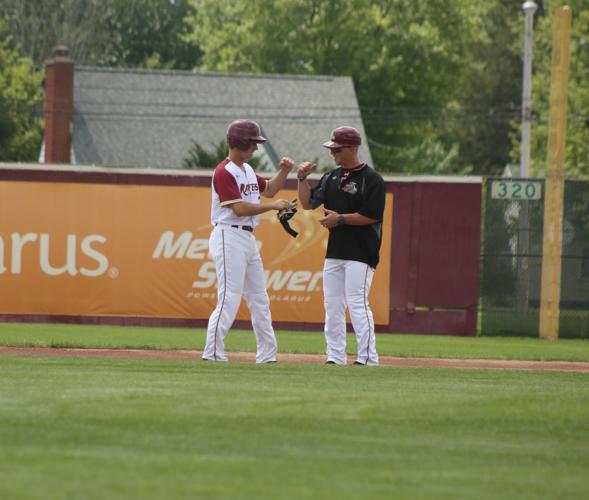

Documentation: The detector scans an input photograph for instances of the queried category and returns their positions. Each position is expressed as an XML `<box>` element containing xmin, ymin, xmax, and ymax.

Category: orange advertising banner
<box><xmin>0</xmin><ymin>181</ymin><xmax>392</xmax><ymax>324</ymax></box>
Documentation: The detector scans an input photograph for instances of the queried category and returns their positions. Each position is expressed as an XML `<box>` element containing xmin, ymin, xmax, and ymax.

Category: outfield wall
<box><xmin>0</xmin><ymin>164</ymin><xmax>481</xmax><ymax>335</ymax></box>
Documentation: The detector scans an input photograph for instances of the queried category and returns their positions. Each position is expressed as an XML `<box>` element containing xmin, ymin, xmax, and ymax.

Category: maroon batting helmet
<box><xmin>322</xmin><ymin>126</ymin><xmax>362</xmax><ymax>149</ymax></box>
<box><xmin>226</xmin><ymin>119</ymin><xmax>267</xmax><ymax>150</ymax></box>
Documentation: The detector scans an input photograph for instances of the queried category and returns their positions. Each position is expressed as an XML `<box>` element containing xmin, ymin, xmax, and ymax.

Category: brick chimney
<box><xmin>44</xmin><ymin>45</ymin><xmax>74</xmax><ymax>163</ymax></box>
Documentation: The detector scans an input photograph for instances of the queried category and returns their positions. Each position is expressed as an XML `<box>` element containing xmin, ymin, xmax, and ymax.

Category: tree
<box><xmin>182</xmin><ymin>140</ymin><xmax>228</xmax><ymax>169</ymax></box>
<box><xmin>98</xmin><ymin>0</ymin><xmax>201</xmax><ymax>69</ymax></box>
<box><xmin>185</xmin><ymin>0</ymin><xmax>499</xmax><ymax>174</ymax></box>
<box><xmin>0</xmin><ymin>0</ymin><xmax>113</xmax><ymax>66</ymax></box>
<box><xmin>0</xmin><ymin>27</ymin><xmax>44</xmax><ymax>161</ymax></box>
<box><xmin>0</xmin><ymin>0</ymin><xmax>200</xmax><ymax>69</ymax></box>
<box><xmin>447</xmin><ymin>1</ymin><xmax>523</xmax><ymax>176</ymax></box>
<box><xmin>522</xmin><ymin>0</ymin><xmax>589</xmax><ymax>178</ymax></box>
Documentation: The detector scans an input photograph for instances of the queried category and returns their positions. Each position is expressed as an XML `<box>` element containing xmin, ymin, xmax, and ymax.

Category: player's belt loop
<box><xmin>214</xmin><ymin>223</ymin><xmax>253</xmax><ymax>232</ymax></box>
<box><xmin>231</xmin><ymin>225</ymin><xmax>253</xmax><ymax>232</ymax></box>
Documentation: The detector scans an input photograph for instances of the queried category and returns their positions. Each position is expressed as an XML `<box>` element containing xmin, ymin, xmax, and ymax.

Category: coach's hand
<box><xmin>319</xmin><ymin>208</ymin><xmax>342</xmax><ymax>229</ymax></box>
<box><xmin>297</xmin><ymin>161</ymin><xmax>317</xmax><ymax>179</ymax></box>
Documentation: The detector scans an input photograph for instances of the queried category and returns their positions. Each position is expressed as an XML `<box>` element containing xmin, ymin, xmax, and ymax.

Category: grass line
<box><xmin>0</xmin><ymin>322</ymin><xmax>588</xmax><ymax>361</ymax></box>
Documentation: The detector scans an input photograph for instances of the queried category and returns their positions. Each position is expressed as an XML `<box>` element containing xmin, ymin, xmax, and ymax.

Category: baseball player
<box><xmin>297</xmin><ymin>126</ymin><xmax>385</xmax><ymax>366</ymax></box>
<box><xmin>202</xmin><ymin>119</ymin><xmax>295</xmax><ymax>363</ymax></box>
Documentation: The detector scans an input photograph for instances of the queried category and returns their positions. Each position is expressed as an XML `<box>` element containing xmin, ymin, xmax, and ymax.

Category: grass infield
<box><xmin>1</xmin><ymin>356</ymin><xmax>588</xmax><ymax>499</ymax></box>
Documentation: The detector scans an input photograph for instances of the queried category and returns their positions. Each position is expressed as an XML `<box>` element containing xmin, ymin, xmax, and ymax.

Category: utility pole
<box><xmin>516</xmin><ymin>1</ymin><xmax>537</xmax><ymax>316</ymax></box>
<box><xmin>520</xmin><ymin>1</ymin><xmax>538</xmax><ymax>177</ymax></box>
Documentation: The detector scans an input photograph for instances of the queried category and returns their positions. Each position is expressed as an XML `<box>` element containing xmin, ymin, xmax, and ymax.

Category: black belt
<box><xmin>231</xmin><ymin>225</ymin><xmax>253</xmax><ymax>232</ymax></box>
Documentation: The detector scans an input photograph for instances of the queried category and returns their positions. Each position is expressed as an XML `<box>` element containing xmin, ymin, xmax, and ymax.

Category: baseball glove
<box><xmin>277</xmin><ymin>201</ymin><xmax>298</xmax><ymax>238</ymax></box>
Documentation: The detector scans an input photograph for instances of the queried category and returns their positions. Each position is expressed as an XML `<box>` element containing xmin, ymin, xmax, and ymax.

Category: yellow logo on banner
<box><xmin>0</xmin><ymin>181</ymin><xmax>392</xmax><ymax>324</ymax></box>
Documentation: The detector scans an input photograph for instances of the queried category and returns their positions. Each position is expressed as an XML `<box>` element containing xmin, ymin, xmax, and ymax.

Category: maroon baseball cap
<box><xmin>322</xmin><ymin>126</ymin><xmax>362</xmax><ymax>149</ymax></box>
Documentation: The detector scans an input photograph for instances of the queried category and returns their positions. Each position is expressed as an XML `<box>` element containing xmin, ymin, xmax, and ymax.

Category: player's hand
<box><xmin>279</xmin><ymin>157</ymin><xmax>295</xmax><ymax>173</ymax></box>
<box><xmin>297</xmin><ymin>161</ymin><xmax>317</xmax><ymax>178</ymax></box>
<box><xmin>319</xmin><ymin>208</ymin><xmax>340</xmax><ymax>229</ymax></box>
<box><xmin>273</xmin><ymin>199</ymin><xmax>294</xmax><ymax>211</ymax></box>
<box><xmin>277</xmin><ymin>200</ymin><xmax>298</xmax><ymax>222</ymax></box>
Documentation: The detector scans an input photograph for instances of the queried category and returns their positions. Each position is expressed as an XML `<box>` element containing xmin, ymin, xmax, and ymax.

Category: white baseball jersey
<box><xmin>203</xmin><ymin>157</ymin><xmax>277</xmax><ymax>363</ymax></box>
<box><xmin>211</xmin><ymin>158</ymin><xmax>268</xmax><ymax>228</ymax></box>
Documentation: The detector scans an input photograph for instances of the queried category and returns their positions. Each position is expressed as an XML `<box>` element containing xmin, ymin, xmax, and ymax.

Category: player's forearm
<box><xmin>297</xmin><ymin>179</ymin><xmax>313</xmax><ymax>209</ymax></box>
<box><xmin>264</xmin><ymin>169</ymin><xmax>289</xmax><ymax>197</ymax></box>
<box><xmin>230</xmin><ymin>201</ymin><xmax>278</xmax><ymax>217</ymax></box>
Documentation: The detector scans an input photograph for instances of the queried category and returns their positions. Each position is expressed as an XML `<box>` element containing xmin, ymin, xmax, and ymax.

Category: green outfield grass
<box><xmin>1</xmin><ymin>355</ymin><xmax>588</xmax><ymax>500</ymax></box>
<box><xmin>1</xmin><ymin>322</ymin><xmax>589</xmax><ymax>361</ymax></box>
<box><xmin>480</xmin><ymin>308</ymin><xmax>589</xmax><ymax>339</ymax></box>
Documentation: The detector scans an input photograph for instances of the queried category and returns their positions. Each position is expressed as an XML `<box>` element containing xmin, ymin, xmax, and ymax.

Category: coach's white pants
<box><xmin>202</xmin><ymin>225</ymin><xmax>277</xmax><ymax>363</ymax></box>
<box><xmin>323</xmin><ymin>259</ymin><xmax>379</xmax><ymax>365</ymax></box>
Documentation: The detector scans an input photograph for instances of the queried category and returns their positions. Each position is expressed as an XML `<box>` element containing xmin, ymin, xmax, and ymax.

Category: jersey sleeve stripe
<box><xmin>220</xmin><ymin>198</ymin><xmax>243</xmax><ymax>207</ymax></box>
<box><xmin>256</xmin><ymin>174</ymin><xmax>268</xmax><ymax>194</ymax></box>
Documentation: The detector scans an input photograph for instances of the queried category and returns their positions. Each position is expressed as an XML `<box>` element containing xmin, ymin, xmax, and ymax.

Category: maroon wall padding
<box><xmin>0</xmin><ymin>168</ymin><xmax>482</xmax><ymax>336</ymax></box>
<box><xmin>385</xmin><ymin>181</ymin><xmax>481</xmax><ymax>336</ymax></box>
<box><xmin>413</xmin><ymin>183</ymin><xmax>481</xmax><ymax>308</ymax></box>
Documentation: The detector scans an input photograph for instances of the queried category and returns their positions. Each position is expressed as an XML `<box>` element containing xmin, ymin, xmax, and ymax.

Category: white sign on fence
<box><xmin>491</xmin><ymin>180</ymin><xmax>542</xmax><ymax>200</ymax></box>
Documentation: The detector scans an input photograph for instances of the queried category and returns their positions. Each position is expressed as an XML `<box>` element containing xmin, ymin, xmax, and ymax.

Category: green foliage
<box><xmin>185</xmin><ymin>0</ymin><xmax>504</xmax><ymax>174</ymax></box>
<box><xmin>0</xmin><ymin>29</ymin><xmax>43</xmax><ymax>161</ymax></box>
<box><xmin>182</xmin><ymin>139</ymin><xmax>228</xmax><ymax>169</ymax></box>
<box><xmin>521</xmin><ymin>0</ymin><xmax>589</xmax><ymax>178</ymax></box>
<box><xmin>186</xmin><ymin>0</ymin><xmax>374</xmax><ymax>75</ymax></box>
<box><xmin>182</xmin><ymin>139</ymin><xmax>267</xmax><ymax>170</ymax></box>
<box><xmin>185</xmin><ymin>0</ymin><xmax>588</xmax><ymax>177</ymax></box>
<box><xmin>99</xmin><ymin>0</ymin><xmax>201</xmax><ymax>69</ymax></box>
<box><xmin>356</xmin><ymin>0</ymin><xmax>489</xmax><ymax>172</ymax></box>
<box><xmin>0</xmin><ymin>0</ymin><xmax>110</xmax><ymax>65</ymax></box>
<box><xmin>369</xmin><ymin>135</ymin><xmax>465</xmax><ymax>175</ymax></box>
<box><xmin>448</xmin><ymin>1</ymin><xmax>522</xmax><ymax>176</ymax></box>
<box><xmin>0</xmin><ymin>0</ymin><xmax>200</xmax><ymax>69</ymax></box>
<box><xmin>2</xmin><ymin>0</ymin><xmax>587</xmax><ymax>176</ymax></box>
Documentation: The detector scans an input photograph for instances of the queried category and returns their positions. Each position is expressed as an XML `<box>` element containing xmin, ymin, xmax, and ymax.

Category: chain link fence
<box><xmin>480</xmin><ymin>177</ymin><xmax>589</xmax><ymax>339</ymax></box>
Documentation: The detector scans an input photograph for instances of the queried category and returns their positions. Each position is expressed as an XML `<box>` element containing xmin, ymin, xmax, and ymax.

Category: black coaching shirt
<box><xmin>310</xmin><ymin>164</ymin><xmax>386</xmax><ymax>268</ymax></box>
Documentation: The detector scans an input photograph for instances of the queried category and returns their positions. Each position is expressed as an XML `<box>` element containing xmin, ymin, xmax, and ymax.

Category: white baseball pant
<box><xmin>323</xmin><ymin>258</ymin><xmax>379</xmax><ymax>365</ymax></box>
<box><xmin>202</xmin><ymin>225</ymin><xmax>277</xmax><ymax>363</ymax></box>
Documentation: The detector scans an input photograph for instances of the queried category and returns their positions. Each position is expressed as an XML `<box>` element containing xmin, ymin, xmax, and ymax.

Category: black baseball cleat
<box><xmin>353</xmin><ymin>361</ymin><xmax>365</xmax><ymax>365</ymax></box>
<box><xmin>325</xmin><ymin>360</ymin><xmax>337</xmax><ymax>365</ymax></box>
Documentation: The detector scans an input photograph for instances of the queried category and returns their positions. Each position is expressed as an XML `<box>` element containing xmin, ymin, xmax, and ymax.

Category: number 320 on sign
<box><xmin>491</xmin><ymin>180</ymin><xmax>542</xmax><ymax>200</ymax></box>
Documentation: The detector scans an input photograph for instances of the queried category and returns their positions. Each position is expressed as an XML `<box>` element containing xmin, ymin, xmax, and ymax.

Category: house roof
<box><xmin>72</xmin><ymin>66</ymin><xmax>372</xmax><ymax>170</ymax></box>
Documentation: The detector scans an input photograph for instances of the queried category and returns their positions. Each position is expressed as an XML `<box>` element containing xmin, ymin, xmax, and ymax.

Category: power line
<box><xmin>69</xmin><ymin>98</ymin><xmax>524</xmax><ymax>115</ymax></box>
<box><xmin>25</xmin><ymin>108</ymin><xmax>566</xmax><ymax>126</ymax></box>
<box><xmin>14</xmin><ymin>99</ymin><xmax>587</xmax><ymax>127</ymax></box>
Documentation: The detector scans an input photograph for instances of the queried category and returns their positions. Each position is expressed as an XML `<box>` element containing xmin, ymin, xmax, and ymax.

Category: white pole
<box><xmin>516</xmin><ymin>2</ymin><xmax>538</xmax><ymax>315</ymax></box>
<box><xmin>520</xmin><ymin>1</ymin><xmax>538</xmax><ymax>178</ymax></box>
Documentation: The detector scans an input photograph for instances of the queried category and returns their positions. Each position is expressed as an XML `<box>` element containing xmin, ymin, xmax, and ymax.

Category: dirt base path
<box><xmin>1</xmin><ymin>346</ymin><xmax>589</xmax><ymax>372</ymax></box>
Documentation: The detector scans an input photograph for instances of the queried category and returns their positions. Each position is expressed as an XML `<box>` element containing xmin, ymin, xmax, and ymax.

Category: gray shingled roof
<box><xmin>72</xmin><ymin>66</ymin><xmax>372</xmax><ymax>170</ymax></box>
